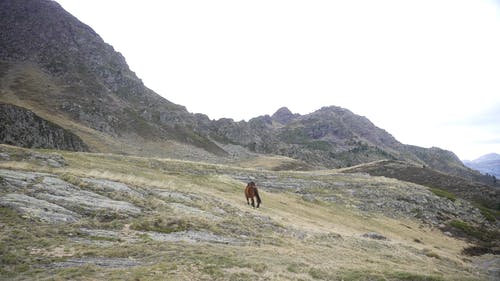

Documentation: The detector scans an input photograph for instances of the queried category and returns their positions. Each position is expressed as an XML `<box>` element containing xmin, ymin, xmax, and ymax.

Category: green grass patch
<box><xmin>447</xmin><ymin>220</ymin><xmax>499</xmax><ymax>242</ymax></box>
<box><xmin>286</xmin><ymin>262</ymin><xmax>304</xmax><ymax>273</ymax></box>
<box><xmin>338</xmin><ymin>270</ymin><xmax>385</xmax><ymax>281</ymax></box>
<box><xmin>475</xmin><ymin>204</ymin><xmax>499</xmax><ymax>222</ymax></box>
<box><xmin>304</xmin><ymin>140</ymin><xmax>331</xmax><ymax>151</ymax></box>
<box><xmin>448</xmin><ymin>220</ymin><xmax>481</xmax><ymax>238</ymax></box>
<box><xmin>389</xmin><ymin>271</ymin><xmax>445</xmax><ymax>281</ymax></box>
<box><xmin>309</xmin><ymin>267</ymin><xmax>334</xmax><ymax>280</ymax></box>
<box><xmin>429</xmin><ymin>187</ymin><xmax>456</xmax><ymax>201</ymax></box>
<box><xmin>131</xmin><ymin>217</ymin><xmax>193</xmax><ymax>234</ymax></box>
<box><xmin>339</xmin><ymin>270</ymin><xmax>445</xmax><ymax>281</ymax></box>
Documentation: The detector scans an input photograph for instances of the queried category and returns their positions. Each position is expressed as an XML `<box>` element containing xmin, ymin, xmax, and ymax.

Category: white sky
<box><xmin>55</xmin><ymin>0</ymin><xmax>500</xmax><ymax>160</ymax></box>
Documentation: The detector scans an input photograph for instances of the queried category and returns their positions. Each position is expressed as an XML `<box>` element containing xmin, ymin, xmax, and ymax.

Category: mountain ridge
<box><xmin>0</xmin><ymin>0</ymin><xmax>488</xmax><ymax>183</ymax></box>
<box><xmin>464</xmin><ymin>153</ymin><xmax>500</xmax><ymax>179</ymax></box>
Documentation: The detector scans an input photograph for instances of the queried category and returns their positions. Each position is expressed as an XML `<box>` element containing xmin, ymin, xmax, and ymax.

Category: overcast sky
<box><xmin>55</xmin><ymin>0</ymin><xmax>500</xmax><ymax>160</ymax></box>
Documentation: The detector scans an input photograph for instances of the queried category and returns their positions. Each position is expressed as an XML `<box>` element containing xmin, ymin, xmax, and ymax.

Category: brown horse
<box><xmin>245</xmin><ymin>181</ymin><xmax>261</xmax><ymax>208</ymax></box>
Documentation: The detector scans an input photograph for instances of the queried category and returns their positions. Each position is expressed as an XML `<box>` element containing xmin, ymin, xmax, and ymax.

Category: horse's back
<box><xmin>244</xmin><ymin>184</ymin><xmax>252</xmax><ymax>197</ymax></box>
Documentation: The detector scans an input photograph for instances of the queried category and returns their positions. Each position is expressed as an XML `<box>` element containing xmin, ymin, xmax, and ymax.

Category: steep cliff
<box><xmin>0</xmin><ymin>103</ymin><xmax>88</xmax><ymax>151</ymax></box>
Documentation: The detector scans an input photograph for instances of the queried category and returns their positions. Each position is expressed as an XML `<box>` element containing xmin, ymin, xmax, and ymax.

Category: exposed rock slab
<box><xmin>0</xmin><ymin>169</ymin><xmax>142</xmax><ymax>220</ymax></box>
<box><xmin>362</xmin><ymin>232</ymin><xmax>388</xmax><ymax>240</ymax></box>
<box><xmin>0</xmin><ymin>193</ymin><xmax>80</xmax><ymax>223</ymax></box>
<box><xmin>48</xmin><ymin>258</ymin><xmax>143</xmax><ymax>268</ymax></box>
<box><xmin>32</xmin><ymin>177</ymin><xmax>141</xmax><ymax>215</ymax></box>
<box><xmin>82</xmin><ymin>178</ymin><xmax>144</xmax><ymax>198</ymax></box>
<box><xmin>143</xmin><ymin>230</ymin><xmax>242</xmax><ymax>244</ymax></box>
<box><xmin>0</xmin><ymin>169</ymin><xmax>51</xmax><ymax>189</ymax></box>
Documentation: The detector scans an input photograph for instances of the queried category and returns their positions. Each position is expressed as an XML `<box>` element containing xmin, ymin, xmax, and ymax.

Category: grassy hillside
<box><xmin>341</xmin><ymin>160</ymin><xmax>500</xmax><ymax>211</ymax></box>
<box><xmin>0</xmin><ymin>144</ymin><xmax>497</xmax><ymax>280</ymax></box>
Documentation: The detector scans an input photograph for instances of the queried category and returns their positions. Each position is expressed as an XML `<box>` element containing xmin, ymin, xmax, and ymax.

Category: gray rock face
<box><xmin>362</xmin><ymin>232</ymin><xmax>388</xmax><ymax>240</ymax></box>
<box><xmin>82</xmin><ymin>178</ymin><xmax>144</xmax><ymax>198</ymax></box>
<box><xmin>0</xmin><ymin>193</ymin><xmax>80</xmax><ymax>223</ymax></box>
<box><xmin>33</xmin><ymin>177</ymin><xmax>141</xmax><ymax>215</ymax></box>
<box><xmin>271</xmin><ymin>107</ymin><xmax>299</xmax><ymax>125</ymax></box>
<box><xmin>48</xmin><ymin>258</ymin><xmax>143</xmax><ymax>268</ymax></box>
<box><xmin>0</xmin><ymin>104</ymin><xmax>88</xmax><ymax>151</ymax></box>
<box><xmin>0</xmin><ymin>169</ymin><xmax>141</xmax><ymax>221</ymax></box>
<box><xmin>0</xmin><ymin>169</ymin><xmax>51</xmax><ymax>189</ymax></box>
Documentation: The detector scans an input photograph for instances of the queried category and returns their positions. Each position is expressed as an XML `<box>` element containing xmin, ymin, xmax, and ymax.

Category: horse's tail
<box><xmin>255</xmin><ymin>188</ymin><xmax>261</xmax><ymax>205</ymax></box>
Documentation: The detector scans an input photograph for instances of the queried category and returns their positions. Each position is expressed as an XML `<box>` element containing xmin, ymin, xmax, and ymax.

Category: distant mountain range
<box><xmin>464</xmin><ymin>153</ymin><xmax>500</xmax><ymax>179</ymax></box>
<box><xmin>0</xmin><ymin>0</ymin><xmax>492</xmax><ymax>185</ymax></box>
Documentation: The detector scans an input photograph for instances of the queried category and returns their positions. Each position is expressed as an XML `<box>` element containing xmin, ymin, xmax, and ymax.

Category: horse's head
<box><xmin>248</xmin><ymin>181</ymin><xmax>256</xmax><ymax>188</ymax></box>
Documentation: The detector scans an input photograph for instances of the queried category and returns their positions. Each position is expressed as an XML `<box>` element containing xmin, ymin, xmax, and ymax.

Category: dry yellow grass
<box><xmin>0</xmin><ymin>145</ymin><xmax>489</xmax><ymax>280</ymax></box>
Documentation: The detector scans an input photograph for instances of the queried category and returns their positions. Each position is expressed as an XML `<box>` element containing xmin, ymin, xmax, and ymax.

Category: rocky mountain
<box><xmin>0</xmin><ymin>0</ymin><xmax>486</xmax><ymax>182</ymax></box>
<box><xmin>0</xmin><ymin>0</ymin><xmax>227</xmax><ymax>156</ymax></box>
<box><xmin>209</xmin><ymin>106</ymin><xmax>482</xmax><ymax>179</ymax></box>
<box><xmin>464</xmin><ymin>153</ymin><xmax>500</xmax><ymax>179</ymax></box>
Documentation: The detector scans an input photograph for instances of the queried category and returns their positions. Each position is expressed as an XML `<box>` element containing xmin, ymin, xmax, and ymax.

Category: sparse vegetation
<box><xmin>0</xmin><ymin>145</ymin><xmax>495</xmax><ymax>280</ymax></box>
<box><xmin>474</xmin><ymin>204</ymin><xmax>499</xmax><ymax>222</ymax></box>
<box><xmin>338</xmin><ymin>270</ymin><xmax>446</xmax><ymax>281</ymax></box>
<box><xmin>423</xmin><ymin>248</ymin><xmax>441</xmax><ymax>259</ymax></box>
<box><xmin>447</xmin><ymin>220</ymin><xmax>498</xmax><ymax>242</ymax></box>
<box><xmin>131</xmin><ymin>216</ymin><xmax>206</xmax><ymax>234</ymax></box>
<box><xmin>429</xmin><ymin>187</ymin><xmax>456</xmax><ymax>202</ymax></box>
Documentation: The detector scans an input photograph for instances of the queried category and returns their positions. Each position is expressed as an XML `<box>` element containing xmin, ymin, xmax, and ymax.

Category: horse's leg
<box><xmin>251</xmin><ymin>197</ymin><xmax>255</xmax><ymax>208</ymax></box>
<box><xmin>246</xmin><ymin>196</ymin><xmax>250</xmax><ymax>205</ymax></box>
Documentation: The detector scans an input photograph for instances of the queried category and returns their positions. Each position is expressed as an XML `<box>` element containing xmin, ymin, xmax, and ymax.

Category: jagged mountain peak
<box><xmin>271</xmin><ymin>107</ymin><xmax>300</xmax><ymax>125</ymax></box>
<box><xmin>273</xmin><ymin>106</ymin><xmax>293</xmax><ymax>116</ymax></box>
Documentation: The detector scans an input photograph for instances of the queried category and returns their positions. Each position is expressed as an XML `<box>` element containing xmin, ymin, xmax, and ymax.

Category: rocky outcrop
<box><xmin>0</xmin><ymin>169</ymin><xmax>141</xmax><ymax>222</ymax></box>
<box><xmin>230</xmin><ymin>170</ymin><xmax>492</xmax><ymax>227</ymax></box>
<box><xmin>342</xmin><ymin>160</ymin><xmax>500</xmax><ymax>209</ymax></box>
<box><xmin>0</xmin><ymin>103</ymin><xmax>88</xmax><ymax>151</ymax></box>
<box><xmin>0</xmin><ymin>193</ymin><xmax>80</xmax><ymax>223</ymax></box>
<box><xmin>271</xmin><ymin>107</ymin><xmax>299</xmax><ymax>125</ymax></box>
